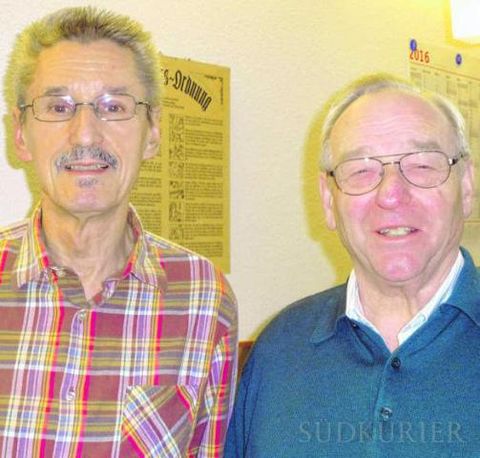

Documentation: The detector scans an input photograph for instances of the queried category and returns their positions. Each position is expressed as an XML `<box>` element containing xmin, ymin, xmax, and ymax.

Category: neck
<box><xmin>355</xmin><ymin>253</ymin><xmax>459</xmax><ymax>351</ymax></box>
<box><xmin>357</xmin><ymin>286</ymin><xmax>421</xmax><ymax>351</ymax></box>
<box><xmin>40</xmin><ymin>198</ymin><xmax>134</xmax><ymax>300</ymax></box>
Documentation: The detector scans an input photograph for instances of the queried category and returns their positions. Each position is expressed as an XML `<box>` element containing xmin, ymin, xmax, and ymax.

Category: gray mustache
<box><xmin>55</xmin><ymin>146</ymin><xmax>118</xmax><ymax>170</ymax></box>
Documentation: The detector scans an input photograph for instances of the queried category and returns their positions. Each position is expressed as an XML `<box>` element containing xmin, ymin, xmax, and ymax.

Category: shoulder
<box><xmin>0</xmin><ymin>220</ymin><xmax>30</xmax><ymax>273</ymax></box>
<box><xmin>142</xmin><ymin>230</ymin><xmax>198</xmax><ymax>255</ymax></box>
<box><xmin>238</xmin><ymin>285</ymin><xmax>346</xmax><ymax>381</ymax></box>
<box><xmin>237</xmin><ymin>284</ymin><xmax>346</xmax><ymax>400</ymax></box>
<box><xmin>0</xmin><ymin>219</ymin><xmax>29</xmax><ymax>242</ymax></box>
<box><xmin>256</xmin><ymin>284</ymin><xmax>346</xmax><ymax>346</ymax></box>
<box><xmin>143</xmin><ymin>230</ymin><xmax>237</xmax><ymax>313</ymax></box>
<box><xmin>143</xmin><ymin>230</ymin><xmax>230</xmax><ymax>283</ymax></box>
<box><xmin>143</xmin><ymin>230</ymin><xmax>216</xmax><ymax>266</ymax></box>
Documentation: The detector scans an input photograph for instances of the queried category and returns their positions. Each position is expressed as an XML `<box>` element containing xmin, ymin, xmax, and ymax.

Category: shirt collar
<box><xmin>14</xmin><ymin>204</ymin><xmax>50</xmax><ymax>288</ymax></box>
<box><xmin>345</xmin><ymin>251</ymin><xmax>464</xmax><ymax>345</ymax></box>
<box><xmin>310</xmin><ymin>247</ymin><xmax>479</xmax><ymax>344</ymax></box>
<box><xmin>14</xmin><ymin>204</ymin><xmax>167</xmax><ymax>292</ymax></box>
<box><xmin>122</xmin><ymin>206</ymin><xmax>167</xmax><ymax>291</ymax></box>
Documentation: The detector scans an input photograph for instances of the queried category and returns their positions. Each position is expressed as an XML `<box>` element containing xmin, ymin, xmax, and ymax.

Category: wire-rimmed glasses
<box><xmin>326</xmin><ymin>151</ymin><xmax>465</xmax><ymax>196</ymax></box>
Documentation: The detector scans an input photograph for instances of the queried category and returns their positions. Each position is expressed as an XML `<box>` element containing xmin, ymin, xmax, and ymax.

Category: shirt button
<box><xmin>66</xmin><ymin>388</ymin><xmax>76</xmax><ymax>402</ymax></box>
<box><xmin>380</xmin><ymin>407</ymin><xmax>393</xmax><ymax>421</ymax></box>
<box><xmin>51</xmin><ymin>267</ymin><xmax>66</xmax><ymax>278</ymax></box>
<box><xmin>391</xmin><ymin>357</ymin><xmax>401</xmax><ymax>369</ymax></box>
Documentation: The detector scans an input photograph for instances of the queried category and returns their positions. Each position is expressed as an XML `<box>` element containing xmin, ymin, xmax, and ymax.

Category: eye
<box><xmin>412</xmin><ymin>161</ymin><xmax>433</xmax><ymax>169</ymax></box>
<box><xmin>404</xmin><ymin>161</ymin><xmax>437</xmax><ymax>172</ymax></box>
<box><xmin>350</xmin><ymin>167</ymin><xmax>372</xmax><ymax>176</ymax></box>
<box><xmin>402</xmin><ymin>152</ymin><xmax>447</xmax><ymax>173</ymax></box>
<box><xmin>106</xmin><ymin>102</ymin><xmax>125</xmax><ymax>113</ymax></box>
<box><xmin>97</xmin><ymin>97</ymin><xmax>128</xmax><ymax>114</ymax></box>
<box><xmin>46</xmin><ymin>99</ymin><xmax>74</xmax><ymax>114</ymax></box>
<box><xmin>343</xmin><ymin>163</ymin><xmax>378</xmax><ymax>180</ymax></box>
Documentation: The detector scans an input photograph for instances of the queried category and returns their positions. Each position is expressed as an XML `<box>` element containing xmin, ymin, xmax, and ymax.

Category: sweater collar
<box><xmin>310</xmin><ymin>247</ymin><xmax>480</xmax><ymax>343</ymax></box>
<box><xmin>310</xmin><ymin>286</ymin><xmax>347</xmax><ymax>344</ymax></box>
<box><xmin>446</xmin><ymin>247</ymin><xmax>480</xmax><ymax>327</ymax></box>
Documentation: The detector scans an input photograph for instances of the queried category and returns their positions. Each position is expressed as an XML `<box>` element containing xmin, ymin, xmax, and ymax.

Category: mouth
<box><xmin>55</xmin><ymin>146</ymin><xmax>118</xmax><ymax>173</ymax></box>
<box><xmin>63</xmin><ymin>162</ymin><xmax>110</xmax><ymax>172</ymax></box>
<box><xmin>377</xmin><ymin>226</ymin><xmax>418</xmax><ymax>238</ymax></box>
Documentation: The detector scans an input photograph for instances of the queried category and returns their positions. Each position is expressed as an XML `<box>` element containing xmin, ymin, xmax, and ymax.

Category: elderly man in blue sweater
<box><xmin>226</xmin><ymin>74</ymin><xmax>479</xmax><ymax>457</ymax></box>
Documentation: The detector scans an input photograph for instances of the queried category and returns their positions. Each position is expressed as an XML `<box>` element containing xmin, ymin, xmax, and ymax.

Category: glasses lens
<box><xmin>334</xmin><ymin>158</ymin><xmax>383</xmax><ymax>195</ymax></box>
<box><xmin>400</xmin><ymin>151</ymin><xmax>450</xmax><ymax>188</ymax></box>
<box><xmin>34</xmin><ymin>96</ymin><xmax>76</xmax><ymax>121</ymax></box>
<box><xmin>95</xmin><ymin>94</ymin><xmax>136</xmax><ymax>120</ymax></box>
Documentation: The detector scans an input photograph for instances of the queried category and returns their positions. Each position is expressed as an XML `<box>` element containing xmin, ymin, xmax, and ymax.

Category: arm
<box><xmin>224</xmin><ymin>346</ymin><xmax>255</xmax><ymax>458</ymax></box>
<box><xmin>189</xmin><ymin>300</ymin><xmax>238</xmax><ymax>457</ymax></box>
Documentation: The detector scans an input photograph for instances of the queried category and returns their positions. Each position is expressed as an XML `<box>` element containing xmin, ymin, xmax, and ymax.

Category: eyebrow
<box><xmin>41</xmin><ymin>86</ymin><xmax>130</xmax><ymax>97</ymax></box>
<box><xmin>339</xmin><ymin>147</ymin><xmax>373</xmax><ymax>162</ymax></box>
<box><xmin>340</xmin><ymin>140</ymin><xmax>444</xmax><ymax>161</ymax></box>
<box><xmin>409</xmin><ymin>140</ymin><xmax>443</xmax><ymax>151</ymax></box>
<box><xmin>101</xmin><ymin>86</ymin><xmax>130</xmax><ymax>95</ymax></box>
<box><xmin>42</xmin><ymin>86</ymin><xmax>69</xmax><ymax>96</ymax></box>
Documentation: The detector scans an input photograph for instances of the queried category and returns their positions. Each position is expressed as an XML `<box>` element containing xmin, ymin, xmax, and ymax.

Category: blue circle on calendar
<box><xmin>455</xmin><ymin>53</ymin><xmax>462</xmax><ymax>66</ymax></box>
<box><xmin>410</xmin><ymin>39</ymin><xmax>417</xmax><ymax>51</ymax></box>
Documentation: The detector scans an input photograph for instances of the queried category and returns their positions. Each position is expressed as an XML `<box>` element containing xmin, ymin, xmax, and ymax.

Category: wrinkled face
<box><xmin>14</xmin><ymin>39</ymin><xmax>159</xmax><ymax>218</ymax></box>
<box><xmin>320</xmin><ymin>89</ymin><xmax>474</xmax><ymax>287</ymax></box>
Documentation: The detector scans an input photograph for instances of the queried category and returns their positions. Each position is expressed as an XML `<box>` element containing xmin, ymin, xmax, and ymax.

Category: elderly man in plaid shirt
<box><xmin>0</xmin><ymin>6</ymin><xmax>237</xmax><ymax>457</ymax></box>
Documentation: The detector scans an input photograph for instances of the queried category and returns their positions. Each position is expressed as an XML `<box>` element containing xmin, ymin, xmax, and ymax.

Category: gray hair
<box><xmin>320</xmin><ymin>73</ymin><xmax>470</xmax><ymax>170</ymax></box>
<box><xmin>5</xmin><ymin>6</ymin><xmax>162</xmax><ymax>110</ymax></box>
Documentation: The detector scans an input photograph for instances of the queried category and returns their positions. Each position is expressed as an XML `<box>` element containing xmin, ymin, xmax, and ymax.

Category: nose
<box><xmin>374</xmin><ymin>163</ymin><xmax>412</xmax><ymax>208</ymax></box>
<box><xmin>67</xmin><ymin>104</ymin><xmax>104</xmax><ymax>146</ymax></box>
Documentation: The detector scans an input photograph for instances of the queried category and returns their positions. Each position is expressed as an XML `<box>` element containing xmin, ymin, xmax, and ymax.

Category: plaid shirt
<box><xmin>0</xmin><ymin>205</ymin><xmax>237</xmax><ymax>458</ymax></box>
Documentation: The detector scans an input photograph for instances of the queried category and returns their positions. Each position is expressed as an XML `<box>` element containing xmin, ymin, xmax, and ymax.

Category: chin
<box><xmin>58</xmin><ymin>198</ymin><xmax>115</xmax><ymax>216</ymax></box>
<box><xmin>376</xmin><ymin>263</ymin><xmax>425</xmax><ymax>284</ymax></box>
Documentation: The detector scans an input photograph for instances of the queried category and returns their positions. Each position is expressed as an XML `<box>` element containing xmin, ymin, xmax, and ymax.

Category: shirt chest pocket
<box><xmin>121</xmin><ymin>384</ymin><xmax>200</xmax><ymax>457</ymax></box>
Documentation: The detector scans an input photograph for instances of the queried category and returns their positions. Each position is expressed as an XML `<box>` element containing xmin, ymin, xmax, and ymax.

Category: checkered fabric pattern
<box><xmin>0</xmin><ymin>205</ymin><xmax>237</xmax><ymax>457</ymax></box>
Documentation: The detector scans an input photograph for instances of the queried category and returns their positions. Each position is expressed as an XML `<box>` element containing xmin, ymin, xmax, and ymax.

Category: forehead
<box><xmin>330</xmin><ymin>89</ymin><xmax>456</xmax><ymax>159</ymax></box>
<box><xmin>27</xmin><ymin>39</ymin><xmax>144</xmax><ymax>97</ymax></box>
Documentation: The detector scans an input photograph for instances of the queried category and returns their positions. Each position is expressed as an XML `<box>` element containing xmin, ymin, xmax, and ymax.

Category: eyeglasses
<box><xmin>19</xmin><ymin>93</ymin><xmax>151</xmax><ymax>122</ymax></box>
<box><xmin>326</xmin><ymin>151</ymin><xmax>465</xmax><ymax>196</ymax></box>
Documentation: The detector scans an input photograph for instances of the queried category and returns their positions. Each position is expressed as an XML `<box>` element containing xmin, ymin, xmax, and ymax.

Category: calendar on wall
<box><xmin>408</xmin><ymin>40</ymin><xmax>480</xmax><ymax>262</ymax></box>
<box><xmin>408</xmin><ymin>39</ymin><xmax>480</xmax><ymax>221</ymax></box>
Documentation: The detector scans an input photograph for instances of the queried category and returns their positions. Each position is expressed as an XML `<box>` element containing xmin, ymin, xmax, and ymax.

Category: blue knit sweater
<box><xmin>226</xmin><ymin>249</ymin><xmax>480</xmax><ymax>457</ymax></box>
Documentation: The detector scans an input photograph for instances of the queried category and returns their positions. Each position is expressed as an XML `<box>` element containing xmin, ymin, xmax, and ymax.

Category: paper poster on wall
<box><xmin>131</xmin><ymin>55</ymin><xmax>230</xmax><ymax>272</ymax></box>
<box><xmin>408</xmin><ymin>40</ymin><xmax>480</xmax><ymax>221</ymax></box>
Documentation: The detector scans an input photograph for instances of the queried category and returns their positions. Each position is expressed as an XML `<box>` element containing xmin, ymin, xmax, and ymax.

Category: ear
<box><xmin>461</xmin><ymin>158</ymin><xmax>475</xmax><ymax>219</ymax></box>
<box><xmin>319</xmin><ymin>172</ymin><xmax>337</xmax><ymax>230</ymax></box>
<box><xmin>12</xmin><ymin>108</ymin><xmax>33</xmax><ymax>162</ymax></box>
<box><xmin>142</xmin><ymin>107</ymin><xmax>160</xmax><ymax>160</ymax></box>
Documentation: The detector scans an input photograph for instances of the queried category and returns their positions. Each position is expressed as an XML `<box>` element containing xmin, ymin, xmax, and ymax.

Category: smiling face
<box><xmin>319</xmin><ymin>89</ymin><xmax>474</xmax><ymax>289</ymax></box>
<box><xmin>13</xmin><ymin>39</ymin><xmax>159</xmax><ymax>219</ymax></box>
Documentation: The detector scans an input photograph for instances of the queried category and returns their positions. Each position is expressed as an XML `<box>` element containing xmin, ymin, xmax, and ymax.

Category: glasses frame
<box><xmin>19</xmin><ymin>93</ymin><xmax>151</xmax><ymax>122</ymax></box>
<box><xmin>326</xmin><ymin>150</ymin><xmax>465</xmax><ymax>196</ymax></box>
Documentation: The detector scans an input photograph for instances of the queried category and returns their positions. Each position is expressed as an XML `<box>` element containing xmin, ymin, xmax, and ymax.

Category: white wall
<box><xmin>0</xmin><ymin>0</ymin><xmax>478</xmax><ymax>339</ymax></box>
